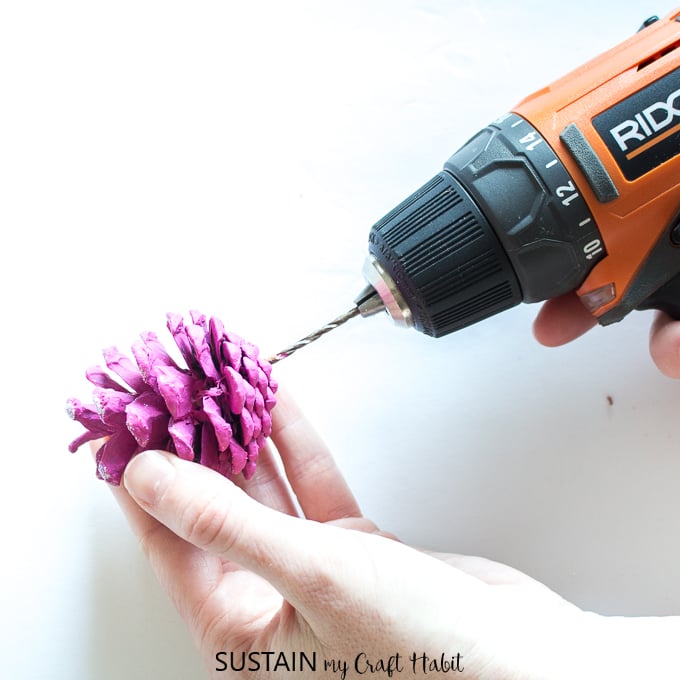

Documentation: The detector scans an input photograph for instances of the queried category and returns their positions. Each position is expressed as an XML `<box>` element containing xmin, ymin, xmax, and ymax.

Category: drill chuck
<box><xmin>366</xmin><ymin>168</ymin><xmax>522</xmax><ymax>337</ymax></box>
<box><xmin>365</xmin><ymin>113</ymin><xmax>606</xmax><ymax>337</ymax></box>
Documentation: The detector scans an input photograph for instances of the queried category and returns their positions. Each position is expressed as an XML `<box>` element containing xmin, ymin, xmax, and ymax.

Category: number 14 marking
<box><xmin>519</xmin><ymin>130</ymin><xmax>543</xmax><ymax>151</ymax></box>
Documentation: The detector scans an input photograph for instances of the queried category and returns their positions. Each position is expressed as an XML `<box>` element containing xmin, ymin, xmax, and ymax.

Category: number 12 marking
<box><xmin>556</xmin><ymin>181</ymin><xmax>579</xmax><ymax>206</ymax></box>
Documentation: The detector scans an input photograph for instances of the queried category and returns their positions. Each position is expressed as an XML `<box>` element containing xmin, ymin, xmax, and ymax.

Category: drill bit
<box><xmin>268</xmin><ymin>306</ymin><xmax>361</xmax><ymax>364</ymax></box>
<box><xmin>267</xmin><ymin>284</ymin><xmax>386</xmax><ymax>364</ymax></box>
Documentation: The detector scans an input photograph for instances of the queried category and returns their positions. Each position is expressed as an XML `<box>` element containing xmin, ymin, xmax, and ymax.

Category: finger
<box><xmin>89</xmin><ymin>441</ymin><xmax>173</xmax><ymax>560</ymax></box>
<box><xmin>114</xmin><ymin>479</ymin><xmax>288</xmax><ymax>653</ymax></box>
<box><xmin>109</xmin><ymin>481</ymin><xmax>220</xmax><ymax>616</ymax></box>
<box><xmin>232</xmin><ymin>441</ymin><xmax>299</xmax><ymax>517</ymax></box>
<box><xmin>649</xmin><ymin>311</ymin><xmax>680</xmax><ymax>378</ymax></box>
<box><xmin>428</xmin><ymin>553</ymin><xmax>574</xmax><ymax>613</ymax></box>
<box><xmin>104</xmin><ymin>469</ymin><xmax>245</xmax><ymax>641</ymax></box>
<box><xmin>270</xmin><ymin>386</ymin><xmax>361</xmax><ymax>522</ymax></box>
<box><xmin>87</xmin><ymin>443</ymin><xmax>263</xmax><ymax>635</ymax></box>
<box><xmin>123</xmin><ymin>451</ymin><xmax>488</xmax><ymax>641</ymax></box>
<box><xmin>122</xmin><ymin>449</ymin><xmax>350</xmax><ymax>619</ymax></box>
<box><xmin>430</xmin><ymin>552</ymin><xmax>558</xmax><ymax>591</ymax></box>
<box><xmin>328</xmin><ymin>516</ymin><xmax>400</xmax><ymax>541</ymax></box>
<box><xmin>533</xmin><ymin>293</ymin><xmax>598</xmax><ymax>346</ymax></box>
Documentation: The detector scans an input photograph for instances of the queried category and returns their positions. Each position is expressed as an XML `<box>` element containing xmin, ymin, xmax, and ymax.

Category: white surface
<box><xmin>2</xmin><ymin>1</ymin><xmax>679</xmax><ymax>678</ymax></box>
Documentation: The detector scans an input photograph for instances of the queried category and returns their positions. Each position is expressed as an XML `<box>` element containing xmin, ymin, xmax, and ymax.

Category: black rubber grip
<box><xmin>368</xmin><ymin>172</ymin><xmax>522</xmax><ymax>337</ymax></box>
<box><xmin>637</xmin><ymin>270</ymin><xmax>680</xmax><ymax>318</ymax></box>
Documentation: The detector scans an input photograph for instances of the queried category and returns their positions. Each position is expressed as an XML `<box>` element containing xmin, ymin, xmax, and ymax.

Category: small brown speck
<box><xmin>606</xmin><ymin>395</ymin><xmax>614</xmax><ymax>406</ymax></box>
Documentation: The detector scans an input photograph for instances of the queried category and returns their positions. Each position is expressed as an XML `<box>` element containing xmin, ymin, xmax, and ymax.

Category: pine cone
<box><xmin>66</xmin><ymin>311</ymin><xmax>278</xmax><ymax>485</ymax></box>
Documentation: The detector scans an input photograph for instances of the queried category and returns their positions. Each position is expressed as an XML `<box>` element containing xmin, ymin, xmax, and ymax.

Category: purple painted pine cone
<box><xmin>66</xmin><ymin>311</ymin><xmax>278</xmax><ymax>485</ymax></box>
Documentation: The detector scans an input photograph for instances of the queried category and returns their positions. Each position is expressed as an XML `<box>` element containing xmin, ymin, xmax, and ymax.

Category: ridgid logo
<box><xmin>609</xmin><ymin>87</ymin><xmax>680</xmax><ymax>157</ymax></box>
<box><xmin>593</xmin><ymin>66</ymin><xmax>680</xmax><ymax>181</ymax></box>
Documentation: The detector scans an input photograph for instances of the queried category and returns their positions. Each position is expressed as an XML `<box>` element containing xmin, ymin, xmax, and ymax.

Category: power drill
<box><xmin>271</xmin><ymin>9</ymin><xmax>680</xmax><ymax>362</ymax></box>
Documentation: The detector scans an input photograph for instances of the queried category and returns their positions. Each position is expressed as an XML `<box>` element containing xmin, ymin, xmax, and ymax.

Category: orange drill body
<box><xmin>515</xmin><ymin>9</ymin><xmax>680</xmax><ymax>321</ymax></box>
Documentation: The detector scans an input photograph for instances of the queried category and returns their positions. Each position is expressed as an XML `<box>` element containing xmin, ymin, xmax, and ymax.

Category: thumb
<box><xmin>123</xmin><ymin>450</ymin><xmax>489</xmax><ymax>651</ymax></box>
<box><xmin>122</xmin><ymin>449</ymin><xmax>351</xmax><ymax>616</ymax></box>
<box><xmin>649</xmin><ymin>311</ymin><xmax>680</xmax><ymax>379</ymax></box>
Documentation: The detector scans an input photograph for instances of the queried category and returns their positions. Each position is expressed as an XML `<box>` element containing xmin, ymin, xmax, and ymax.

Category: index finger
<box><xmin>270</xmin><ymin>386</ymin><xmax>362</xmax><ymax>523</ymax></box>
<box><xmin>533</xmin><ymin>292</ymin><xmax>597</xmax><ymax>346</ymax></box>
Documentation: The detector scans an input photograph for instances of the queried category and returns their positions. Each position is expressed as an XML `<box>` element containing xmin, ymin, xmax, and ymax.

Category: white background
<box><xmin>2</xmin><ymin>1</ymin><xmax>679</xmax><ymax>678</ymax></box>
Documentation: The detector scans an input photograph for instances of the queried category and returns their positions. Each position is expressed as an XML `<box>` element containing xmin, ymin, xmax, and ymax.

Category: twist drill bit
<box><xmin>268</xmin><ymin>285</ymin><xmax>386</xmax><ymax>364</ymax></box>
<box><xmin>268</xmin><ymin>306</ymin><xmax>361</xmax><ymax>364</ymax></box>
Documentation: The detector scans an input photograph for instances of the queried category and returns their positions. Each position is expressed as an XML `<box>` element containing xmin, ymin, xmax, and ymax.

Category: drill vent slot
<box><xmin>637</xmin><ymin>38</ymin><xmax>680</xmax><ymax>70</ymax></box>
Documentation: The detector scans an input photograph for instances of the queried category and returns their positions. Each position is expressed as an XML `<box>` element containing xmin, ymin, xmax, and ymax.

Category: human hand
<box><xmin>108</xmin><ymin>387</ymin><xmax>591</xmax><ymax>680</ymax></box>
<box><xmin>533</xmin><ymin>292</ymin><xmax>680</xmax><ymax>378</ymax></box>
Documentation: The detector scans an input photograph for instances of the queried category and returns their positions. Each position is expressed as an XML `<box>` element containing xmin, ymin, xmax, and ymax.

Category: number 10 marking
<box><xmin>584</xmin><ymin>239</ymin><xmax>603</xmax><ymax>260</ymax></box>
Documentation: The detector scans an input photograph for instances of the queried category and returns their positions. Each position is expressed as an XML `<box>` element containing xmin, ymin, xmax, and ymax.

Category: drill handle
<box><xmin>637</xmin><ymin>271</ymin><xmax>680</xmax><ymax>319</ymax></box>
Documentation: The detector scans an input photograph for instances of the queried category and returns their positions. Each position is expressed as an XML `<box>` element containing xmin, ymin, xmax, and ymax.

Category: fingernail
<box><xmin>124</xmin><ymin>450</ymin><xmax>176</xmax><ymax>506</ymax></box>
